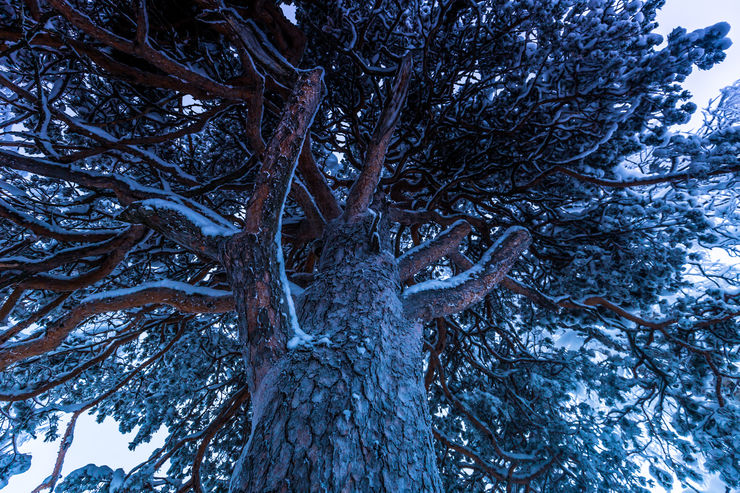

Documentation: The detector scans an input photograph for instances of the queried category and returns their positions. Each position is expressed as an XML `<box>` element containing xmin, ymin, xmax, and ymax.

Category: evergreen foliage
<box><xmin>0</xmin><ymin>1</ymin><xmax>737</xmax><ymax>491</ymax></box>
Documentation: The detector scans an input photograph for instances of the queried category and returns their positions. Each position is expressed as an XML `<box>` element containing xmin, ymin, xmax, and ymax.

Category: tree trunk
<box><xmin>229</xmin><ymin>217</ymin><xmax>443</xmax><ymax>492</ymax></box>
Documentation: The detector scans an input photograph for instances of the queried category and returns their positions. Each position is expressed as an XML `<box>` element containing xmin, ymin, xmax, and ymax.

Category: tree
<box><xmin>0</xmin><ymin>0</ymin><xmax>738</xmax><ymax>491</ymax></box>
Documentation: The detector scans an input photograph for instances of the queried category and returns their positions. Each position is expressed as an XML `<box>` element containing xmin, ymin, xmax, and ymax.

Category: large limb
<box><xmin>0</xmin><ymin>281</ymin><xmax>234</xmax><ymax>371</ymax></box>
<box><xmin>343</xmin><ymin>56</ymin><xmax>412</xmax><ymax>220</ymax></box>
<box><xmin>297</xmin><ymin>137</ymin><xmax>342</xmax><ymax>220</ymax></box>
<box><xmin>448</xmin><ymin>250</ymin><xmax>561</xmax><ymax>312</ymax></box>
<box><xmin>397</xmin><ymin>220</ymin><xmax>472</xmax><ymax>281</ymax></box>
<box><xmin>403</xmin><ymin>227</ymin><xmax>532</xmax><ymax>321</ymax></box>
<box><xmin>119</xmin><ymin>199</ymin><xmax>238</xmax><ymax>259</ymax></box>
<box><xmin>221</xmin><ymin>69</ymin><xmax>324</xmax><ymax>391</ymax></box>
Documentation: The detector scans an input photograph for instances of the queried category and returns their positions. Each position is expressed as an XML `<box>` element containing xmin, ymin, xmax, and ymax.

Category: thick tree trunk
<box><xmin>229</xmin><ymin>217</ymin><xmax>443</xmax><ymax>492</ymax></box>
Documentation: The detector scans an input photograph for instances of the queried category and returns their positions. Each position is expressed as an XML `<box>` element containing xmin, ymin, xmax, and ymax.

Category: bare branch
<box><xmin>344</xmin><ymin>55</ymin><xmax>413</xmax><ymax>220</ymax></box>
<box><xmin>448</xmin><ymin>251</ymin><xmax>561</xmax><ymax>312</ymax></box>
<box><xmin>0</xmin><ymin>293</ymin><xmax>70</xmax><ymax>345</ymax></box>
<box><xmin>297</xmin><ymin>137</ymin><xmax>342</xmax><ymax>220</ymax></box>
<box><xmin>403</xmin><ymin>227</ymin><xmax>531</xmax><ymax>321</ymax></box>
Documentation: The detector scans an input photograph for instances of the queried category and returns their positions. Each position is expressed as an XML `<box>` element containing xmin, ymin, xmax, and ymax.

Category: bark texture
<box><xmin>229</xmin><ymin>215</ymin><xmax>442</xmax><ymax>493</ymax></box>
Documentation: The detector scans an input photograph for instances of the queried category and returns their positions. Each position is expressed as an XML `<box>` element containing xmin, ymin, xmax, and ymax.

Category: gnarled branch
<box><xmin>403</xmin><ymin>227</ymin><xmax>531</xmax><ymax>321</ymax></box>
<box><xmin>223</xmin><ymin>68</ymin><xmax>324</xmax><ymax>391</ymax></box>
<box><xmin>119</xmin><ymin>199</ymin><xmax>237</xmax><ymax>259</ymax></box>
<box><xmin>344</xmin><ymin>55</ymin><xmax>412</xmax><ymax>220</ymax></box>
<box><xmin>398</xmin><ymin>220</ymin><xmax>471</xmax><ymax>281</ymax></box>
<box><xmin>242</xmin><ymin>68</ymin><xmax>324</xmax><ymax>232</ymax></box>
<box><xmin>297</xmin><ymin>137</ymin><xmax>342</xmax><ymax>220</ymax></box>
<box><xmin>0</xmin><ymin>197</ymin><xmax>122</xmax><ymax>242</ymax></box>
<box><xmin>0</xmin><ymin>281</ymin><xmax>234</xmax><ymax>370</ymax></box>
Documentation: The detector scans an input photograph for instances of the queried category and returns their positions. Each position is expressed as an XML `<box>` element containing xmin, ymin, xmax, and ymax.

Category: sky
<box><xmin>656</xmin><ymin>0</ymin><xmax>740</xmax><ymax>130</ymax></box>
<box><xmin>4</xmin><ymin>1</ymin><xmax>740</xmax><ymax>492</ymax></box>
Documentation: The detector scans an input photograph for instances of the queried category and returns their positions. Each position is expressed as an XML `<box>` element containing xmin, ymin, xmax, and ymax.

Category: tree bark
<box><xmin>228</xmin><ymin>215</ymin><xmax>443</xmax><ymax>493</ymax></box>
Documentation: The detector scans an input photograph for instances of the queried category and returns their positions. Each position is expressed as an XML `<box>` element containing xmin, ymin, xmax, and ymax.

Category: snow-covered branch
<box><xmin>242</xmin><ymin>68</ymin><xmax>324</xmax><ymax>233</ymax></box>
<box><xmin>6</xmin><ymin>226</ymin><xmax>144</xmax><ymax>294</ymax></box>
<box><xmin>0</xmin><ymin>197</ymin><xmax>122</xmax><ymax>242</ymax></box>
<box><xmin>46</xmin><ymin>0</ymin><xmax>261</xmax><ymax>101</ymax></box>
<box><xmin>221</xmin><ymin>69</ymin><xmax>324</xmax><ymax>391</ymax></box>
<box><xmin>403</xmin><ymin>227</ymin><xmax>532</xmax><ymax>321</ymax></box>
<box><xmin>517</xmin><ymin>162</ymin><xmax>740</xmax><ymax>190</ymax></box>
<box><xmin>448</xmin><ymin>251</ymin><xmax>561</xmax><ymax>312</ymax></box>
<box><xmin>398</xmin><ymin>220</ymin><xmax>471</xmax><ymax>281</ymax></box>
<box><xmin>0</xmin><ymin>280</ymin><xmax>234</xmax><ymax>371</ymax></box>
<box><xmin>119</xmin><ymin>199</ymin><xmax>237</xmax><ymax>259</ymax></box>
<box><xmin>297</xmin><ymin>138</ymin><xmax>342</xmax><ymax>221</ymax></box>
<box><xmin>0</xmin><ymin>149</ymin><xmax>165</xmax><ymax>204</ymax></box>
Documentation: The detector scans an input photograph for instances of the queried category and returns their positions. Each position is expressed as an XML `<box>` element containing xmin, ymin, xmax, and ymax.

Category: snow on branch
<box><xmin>212</xmin><ymin>6</ymin><xmax>298</xmax><ymax>86</ymax></box>
<box><xmin>46</xmin><ymin>0</ymin><xmax>261</xmax><ymax>101</ymax></box>
<box><xmin>8</xmin><ymin>226</ymin><xmax>145</xmax><ymax>295</ymax></box>
<box><xmin>344</xmin><ymin>55</ymin><xmax>413</xmax><ymax>220</ymax></box>
<box><xmin>448</xmin><ymin>250</ymin><xmax>561</xmax><ymax>312</ymax></box>
<box><xmin>297</xmin><ymin>138</ymin><xmax>342</xmax><ymax>221</ymax></box>
<box><xmin>517</xmin><ymin>162</ymin><xmax>740</xmax><ymax>190</ymax></box>
<box><xmin>119</xmin><ymin>198</ymin><xmax>238</xmax><ymax>259</ymax></box>
<box><xmin>243</xmin><ymin>68</ymin><xmax>324</xmax><ymax>233</ymax></box>
<box><xmin>220</xmin><ymin>69</ymin><xmax>324</xmax><ymax>391</ymax></box>
<box><xmin>0</xmin><ymin>280</ymin><xmax>234</xmax><ymax>371</ymax></box>
<box><xmin>0</xmin><ymin>149</ymin><xmax>167</xmax><ymax>204</ymax></box>
<box><xmin>0</xmin><ymin>197</ymin><xmax>123</xmax><ymax>242</ymax></box>
<box><xmin>398</xmin><ymin>220</ymin><xmax>472</xmax><ymax>282</ymax></box>
<box><xmin>403</xmin><ymin>227</ymin><xmax>532</xmax><ymax>321</ymax></box>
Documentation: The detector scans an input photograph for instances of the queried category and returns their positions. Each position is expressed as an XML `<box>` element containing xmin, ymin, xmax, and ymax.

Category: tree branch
<box><xmin>290</xmin><ymin>176</ymin><xmax>325</xmax><ymax>237</ymax></box>
<box><xmin>0</xmin><ymin>197</ymin><xmax>122</xmax><ymax>242</ymax></box>
<box><xmin>0</xmin><ymin>281</ymin><xmax>233</xmax><ymax>370</ymax></box>
<box><xmin>516</xmin><ymin>162</ymin><xmax>740</xmax><ymax>191</ymax></box>
<box><xmin>0</xmin><ymin>149</ymin><xmax>165</xmax><ymax>204</ymax></box>
<box><xmin>0</xmin><ymin>231</ymin><xmax>138</xmax><ymax>273</ymax></box>
<box><xmin>398</xmin><ymin>220</ymin><xmax>471</xmax><ymax>281</ymax></box>
<box><xmin>403</xmin><ymin>227</ymin><xmax>531</xmax><ymax>321</ymax></box>
<box><xmin>243</xmin><ymin>68</ymin><xmax>324</xmax><ymax>232</ymax></box>
<box><xmin>13</xmin><ymin>226</ymin><xmax>145</xmax><ymax>293</ymax></box>
<box><xmin>297</xmin><ymin>137</ymin><xmax>342</xmax><ymax>220</ymax></box>
<box><xmin>46</xmin><ymin>0</ymin><xmax>260</xmax><ymax>100</ymax></box>
<box><xmin>119</xmin><ymin>199</ymin><xmax>237</xmax><ymax>259</ymax></box>
<box><xmin>222</xmin><ymin>68</ymin><xmax>324</xmax><ymax>391</ymax></box>
<box><xmin>344</xmin><ymin>55</ymin><xmax>412</xmax><ymax>220</ymax></box>
<box><xmin>448</xmin><ymin>251</ymin><xmax>561</xmax><ymax>312</ymax></box>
